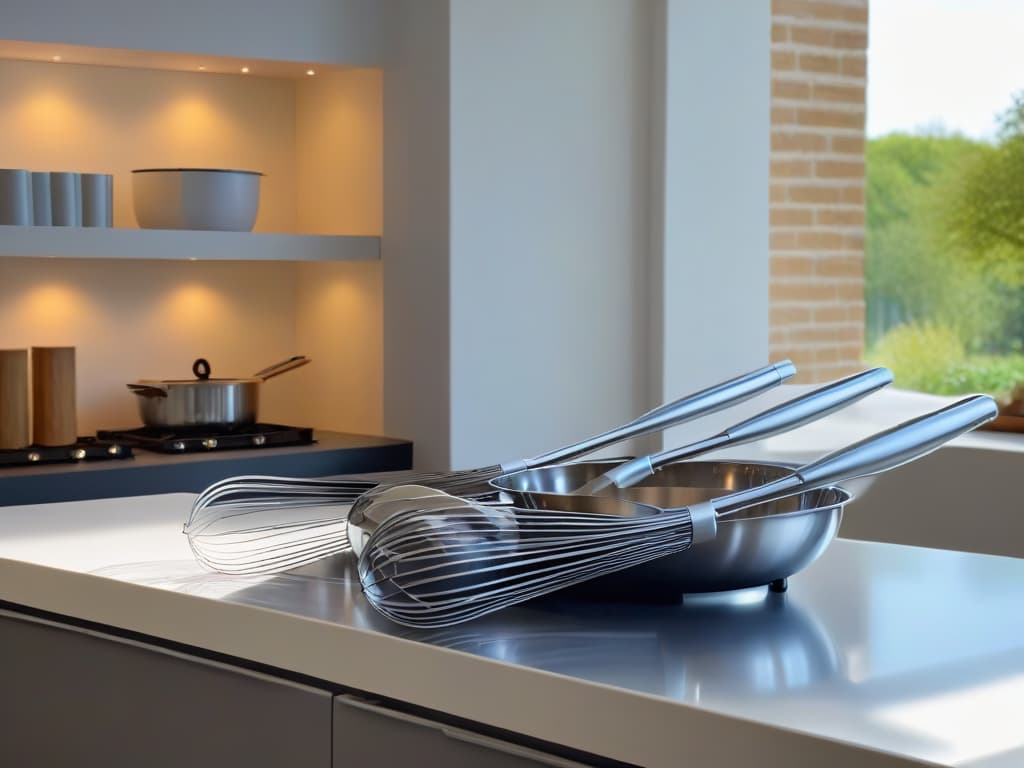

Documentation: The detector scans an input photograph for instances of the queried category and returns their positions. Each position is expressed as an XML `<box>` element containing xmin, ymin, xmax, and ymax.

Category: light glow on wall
<box><xmin>9</xmin><ymin>283</ymin><xmax>93</xmax><ymax>340</ymax></box>
<box><xmin>155</xmin><ymin>283</ymin><xmax>230</xmax><ymax>339</ymax></box>
<box><xmin>11</xmin><ymin>88</ymin><xmax>97</xmax><ymax>149</ymax></box>
<box><xmin>147</xmin><ymin>95</ymin><xmax>233</xmax><ymax>151</ymax></box>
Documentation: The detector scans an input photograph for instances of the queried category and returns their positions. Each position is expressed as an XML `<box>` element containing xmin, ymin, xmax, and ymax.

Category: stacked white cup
<box><xmin>0</xmin><ymin>170</ymin><xmax>113</xmax><ymax>227</ymax></box>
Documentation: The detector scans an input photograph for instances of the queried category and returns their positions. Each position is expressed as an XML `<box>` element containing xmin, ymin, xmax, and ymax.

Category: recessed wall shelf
<box><xmin>0</xmin><ymin>226</ymin><xmax>380</xmax><ymax>262</ymax></box>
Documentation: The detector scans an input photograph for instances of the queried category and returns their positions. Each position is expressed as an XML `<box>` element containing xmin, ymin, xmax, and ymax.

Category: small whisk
<box><xmin>184</xmin><ymin>361</ymin><xmax>794</xmax><ymax>573</ymax></box>
<box><xmin>356</xmin><ymin>396</ymin><xmax>996</xmax><ymax>627</ymax></box>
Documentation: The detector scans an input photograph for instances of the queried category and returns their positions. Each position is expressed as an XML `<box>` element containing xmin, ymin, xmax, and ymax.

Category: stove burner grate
<box><xmin>0</xmin><ymin>437</ymin><xmax>133</xmax><ymax>468</ymax></box>
<box><xmin>96</xmin><ymin>423</ymin><xmax>315</xmax><ymax>453</ymax></box>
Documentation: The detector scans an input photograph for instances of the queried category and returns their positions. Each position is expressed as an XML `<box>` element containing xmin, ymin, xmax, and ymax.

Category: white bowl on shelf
<box><xmin>132</xmin><ymin>168</ymin><xmax>262</xmax><ymax>231</ymax></box>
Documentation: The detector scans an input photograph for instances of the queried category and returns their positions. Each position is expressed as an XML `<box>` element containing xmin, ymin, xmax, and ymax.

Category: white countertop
<box><xmin>2</xmin><ymin>492</ymin><xmax>1024</xmax><ymax>767</ymax></box>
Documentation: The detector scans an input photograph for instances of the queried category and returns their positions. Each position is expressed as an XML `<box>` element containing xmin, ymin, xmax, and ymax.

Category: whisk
<box><xmin>184</xmin><ymin>360</ymin><xmax>794</xmax><ymax>573</ymax></box>
<box><xmin>356</xmin><ymin>395</ymin><xmax>996</xmax><ymax>628</ymax></box>
<box><xmin>572</xmin><ymin>366</ymin><xmax>893</xmax><ymax>494</ymax></box>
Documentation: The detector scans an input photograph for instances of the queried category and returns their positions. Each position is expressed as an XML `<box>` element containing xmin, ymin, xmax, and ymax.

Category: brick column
<box><xmin>769</xmin><ymin>0</ymin><xmax>868</xmax><ymax>382</ymax></box>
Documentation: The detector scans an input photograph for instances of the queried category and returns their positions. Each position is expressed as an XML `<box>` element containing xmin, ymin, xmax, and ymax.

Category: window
<box><xmin>865</xmin><ymin>1</ymin><xmax>1024</xmax><ymax>402</ymax></box>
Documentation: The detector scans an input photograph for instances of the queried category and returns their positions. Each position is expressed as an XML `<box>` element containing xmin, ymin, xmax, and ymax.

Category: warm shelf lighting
<box><xmin>51</xmin><ymin>55</ymin><xmax>61</xmax><ymax>62</ymax></box>
<box><xmin>241</xmin><ymin>66</ymin><xmax>250</xmax><ymax>74</ymax></box>
<box><xmin>198</xmin><ymin>65</ymin><xmax>206</xmax><ymax>71</ymax></box>
<box><xmin>306</xmin><ymin>69</ymin><xmax>316</xmax><ymax>76</ymax></box>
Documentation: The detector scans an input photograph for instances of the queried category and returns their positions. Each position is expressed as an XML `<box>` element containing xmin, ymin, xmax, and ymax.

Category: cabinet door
<box><xmin>0</xmin><ymin>609</ymin><xmax>332</xmax><ymax>768</ymax></box>
<box><xmin>333</xmin><ymin>694</ymin><xmax>603</xmax><ymax>768</ymax></box>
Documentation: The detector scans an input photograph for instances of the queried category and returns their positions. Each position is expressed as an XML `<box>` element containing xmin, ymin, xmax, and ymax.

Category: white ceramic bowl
<box><xmin>132</xmin><ymin>168</ymin><xmax>262</xmax><ymax>231</ymax></box>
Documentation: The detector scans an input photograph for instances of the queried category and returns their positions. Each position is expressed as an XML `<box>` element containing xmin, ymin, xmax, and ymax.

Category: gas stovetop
<box><xmin>96</xmin><ymin>423</ymin><xmax>315</xmax><ymax>454</ymax></box>
<box><xmin>0</xmin><ymin>438</ymin><xmax>133</xmax><ymax>468</ymax></box>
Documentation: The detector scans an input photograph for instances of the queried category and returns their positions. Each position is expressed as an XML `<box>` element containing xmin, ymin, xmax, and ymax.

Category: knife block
<box><xmin>0</xmin><ymin>349</ymin><xmax>30</xmax><ymax>449</ymax></box>
<box><xmin>32</xmin><ymin>347</ymin><xmax>77</xmax><ymax>446</ymax></box>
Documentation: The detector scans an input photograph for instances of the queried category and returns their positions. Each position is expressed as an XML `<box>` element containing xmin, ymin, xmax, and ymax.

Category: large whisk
<box><xmin>356</xmin><ymin>396</ymin><xmax>996</xmax><ymax>628</ymax></box>
<box><xmin>184</xmin><ymin>361</ymin><xmax>794</xmax><ymax>573</ymax></box>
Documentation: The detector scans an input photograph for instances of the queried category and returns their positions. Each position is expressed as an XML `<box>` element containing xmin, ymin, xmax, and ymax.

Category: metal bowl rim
<box><xmin>491</xmin><ymin>459</ymin><xmax>852</xmax><ymax>524</ymax></box>
<box><xmin>711</xmin><ymin>486</ymin><xmax>852</xmax><ymax>525</ymax></box>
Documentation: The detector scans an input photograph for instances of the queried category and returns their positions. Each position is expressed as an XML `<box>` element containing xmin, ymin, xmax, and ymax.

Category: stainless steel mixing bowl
<box><xmin>489</xmin><ymin>460</ymin><xmax>849</xmax><ymax>595</ymax></box>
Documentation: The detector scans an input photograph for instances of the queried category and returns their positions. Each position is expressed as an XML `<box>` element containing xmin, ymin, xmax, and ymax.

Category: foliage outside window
<box><xmin>865</xmin><ymin>93</ymin><xmax>1024</xmax><ymax>403</ymax></box>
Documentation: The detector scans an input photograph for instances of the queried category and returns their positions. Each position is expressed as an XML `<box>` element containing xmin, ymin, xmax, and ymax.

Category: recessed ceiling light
<box><xmin>241</xmin><ymin>66</ymin><xmax>250</xmax><ymax>74</ymax></box>
<box><xmin>52</xmin><ymin>55</ymin><xmax>62</xmax><ymax>62</ymax></box>
<box><xmin>306</xmin><ymin>69</ymin><xmax>316</xmax><ymax>76</ymax></box>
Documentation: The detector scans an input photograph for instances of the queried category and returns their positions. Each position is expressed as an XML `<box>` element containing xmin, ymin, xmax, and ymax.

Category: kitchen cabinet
<box><xmin>0</xmin><ymin>37</ymin><xmax>386</xmax><ymax>436</ymax></box>
<box><xmin>0</xmin><ymin>610</ymin><xmax>333</xmax><ymax>767</ymax></box>
<box><xmin>333</xmin><ymin>694</ymin><xmax>598</xmax><ymax>768</ymax></box>
<box><xmin>0</xmin><ymin>608</ymin><xmax>607</xmax><ymax>768</ymax></box>
<box><xmin>0</xmin><ymin>43</ymin><xmax>382</xmax><ymax>253</ymax></box>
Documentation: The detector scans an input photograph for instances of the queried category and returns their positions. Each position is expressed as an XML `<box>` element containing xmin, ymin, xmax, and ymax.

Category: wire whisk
<box><xmin>356</xmin><ymin>397</ymin><xmax>997</xmax><ymax>627</ymax></box>
<box><xmin>184</xmin><ymin>361</ymin><xmax>795</xmax><ymax>573</ymax></box>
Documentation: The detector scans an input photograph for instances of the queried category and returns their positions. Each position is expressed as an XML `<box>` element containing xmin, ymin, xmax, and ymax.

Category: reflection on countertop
<box><xmin>90</xmin><ymin>538</ymin><xmax>1024</xmax><ymax>767</ymax></box>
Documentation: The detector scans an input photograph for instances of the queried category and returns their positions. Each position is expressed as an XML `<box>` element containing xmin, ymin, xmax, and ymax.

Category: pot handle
<box><xmin>254</xmin><ymin>355</ymin><xmax>312</xmax><ymax>381</ymax></box>
<box><xmin>193</xmin><ymin>358</ymin><xmax>211</xmax><ymax>380</ymax></box>
<box><xmin>127</xmin><ymin>383</ymin><xmax>169</xmax><ymax>399</ymax></box>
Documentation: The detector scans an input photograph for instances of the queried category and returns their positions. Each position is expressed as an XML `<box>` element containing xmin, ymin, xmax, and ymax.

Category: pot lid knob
<box><xmin>193</xmin><ymin>358</ymin><xmax>211</xmax><ymax>380</ymax></box>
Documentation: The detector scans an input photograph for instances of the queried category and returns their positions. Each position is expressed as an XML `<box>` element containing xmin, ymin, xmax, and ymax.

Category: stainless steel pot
<box><xmin>491</xmin><ymin>460</ymin><xmax>848</xmax><ymax>595</ymax></box>
<box><xmin>127</xmin><ymin>356</ymin><xmax>310</xmax><ymax>427</ymax></box>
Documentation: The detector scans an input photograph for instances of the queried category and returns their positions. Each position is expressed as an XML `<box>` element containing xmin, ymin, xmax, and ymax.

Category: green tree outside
<box><xmin>865</xmin><ymin>94</ymin><xmax>1024</xmax><ymax>398</ymax></box>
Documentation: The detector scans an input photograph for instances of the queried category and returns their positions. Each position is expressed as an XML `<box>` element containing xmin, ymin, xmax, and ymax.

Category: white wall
<box><xmin>294</xmin><ymin>69</ymin><xmax>384</xmax><ymax>435</ymax></box>
<box><xmin>293</xmin><ymin>261</ymin><xmax>383</xmax><ymax>435</ymax></box>
<box><xmin>447</xmin><ymin>0</ymin><xmax>654</xmax><ymax>468</ymax></box>
<box><xmin>656</xmin><ymin>0</ymin><xmax>773</xmax><ymax>449</ymax></box>
<box><xmin>0</xmin><ymin>58</ymin><xmax>297</xmax><ymax>232</ymax></box>
<box><xmin>381</xmin><ymin>0</ymin><xmax>452</xmax><ymax>466</ymax></box>
<box><xmin>0</xmin><ymin>258</ymin><xmax>301</xmax><ymax>433</ymax></box>
<box><xmin>0</xmin><ymin>0</ymin><xmax>383</xmax><ymax>66</ymax></box>
<box><xmin>379</xmin><ymin>0</ymin><xmax>773</xmax><ymax>469</ymax></box>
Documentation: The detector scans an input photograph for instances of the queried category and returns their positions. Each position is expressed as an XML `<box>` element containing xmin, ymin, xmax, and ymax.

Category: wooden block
<box><xmin>0</xmin><ymin>349</ymin><xmax>30</xmax><ymax>450</ymax></box>
<box><xmin>31</xmin><ymin>347</ymin><xmax>77</xmax><ymax>447</ymax></box>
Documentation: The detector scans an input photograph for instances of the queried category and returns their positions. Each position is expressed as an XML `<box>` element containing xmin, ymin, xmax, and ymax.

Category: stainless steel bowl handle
<box><xmin>584</xmin><ymin>367</ymin><xmax>892</xmax><ymax>491</ymax></box>
<box><xmin>509</xmin><ymin>360</ymin><xmax>796</xmax><ymax>472</ymax></box>
<box><xmin>709</xmin><ymin>394</ymin><xmax>998</xmax><ymax>517</ymax></box>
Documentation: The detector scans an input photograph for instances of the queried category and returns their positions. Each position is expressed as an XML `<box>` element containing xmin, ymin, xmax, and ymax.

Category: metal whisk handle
<box><xmin>589</xmin><ymin>366</ymin><xmax>893</xmax><ymax>491</ymax></box>
<box><xmin>711</xmin><ymin>394</ymin><xmax>998</xmax><ymax>517</ymax></box>
<box><xmin>520</xmin><ymin>360</ymin><xmax>795</xmax><ymax>470</ymax></box>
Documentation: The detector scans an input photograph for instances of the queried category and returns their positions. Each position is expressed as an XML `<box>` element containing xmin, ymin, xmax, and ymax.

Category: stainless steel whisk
<box><xmin>184</xmin><ymin>361</ymin><xmax>794</xmax><ymax>573</ymax></box>
<box><xmin>355</xmin><ymin>396</ymin><xmax>996</xmax><ymax>628</ymax></box>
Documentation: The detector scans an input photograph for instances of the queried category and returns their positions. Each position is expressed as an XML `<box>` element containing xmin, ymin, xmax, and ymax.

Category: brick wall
<box><xmin>770</xmin><ymin>0</ymin><xmax>868</xmax><ymax>382</ymax></box>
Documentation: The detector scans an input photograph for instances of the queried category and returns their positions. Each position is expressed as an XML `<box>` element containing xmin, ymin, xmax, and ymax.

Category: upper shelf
<box><xmin>0</xmin><ymin>38</ymin><xmax>341</xmax><ymax>79</ymax></box>
<box><xmin>0</xmin><ymin>226</ymin><xmax>380</xmax><ymax>262</ymax></box>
